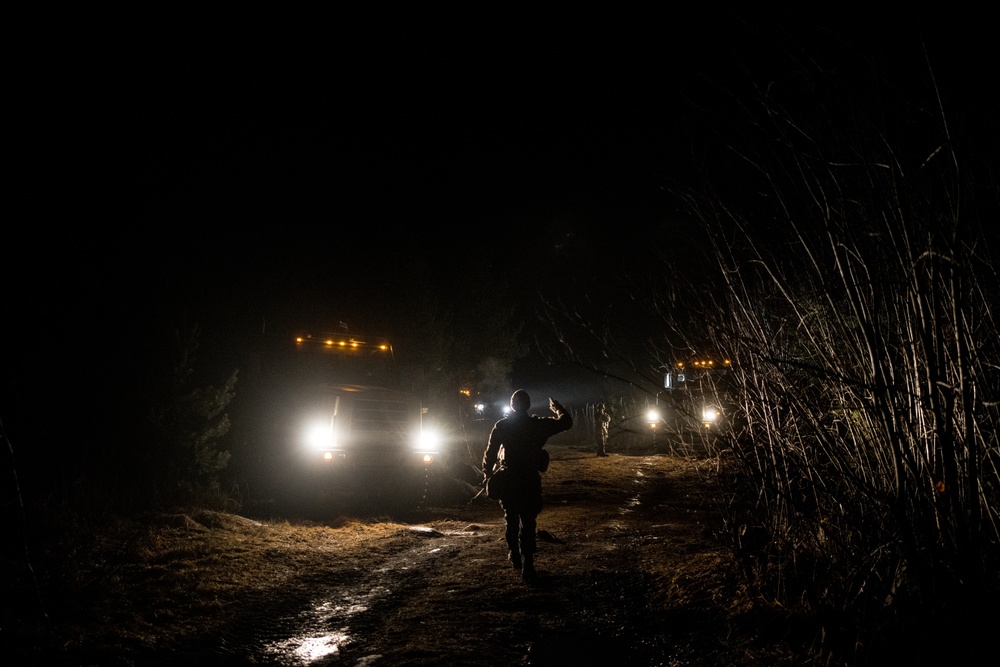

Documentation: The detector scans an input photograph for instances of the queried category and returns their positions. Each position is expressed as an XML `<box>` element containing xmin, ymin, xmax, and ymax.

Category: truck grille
<box><xmin>351</xmin><ymin>397</ymin><xmax>412</xmax><ymax>433</ymax></box>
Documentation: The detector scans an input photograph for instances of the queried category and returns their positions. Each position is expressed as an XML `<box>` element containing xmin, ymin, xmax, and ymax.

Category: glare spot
<box><xmin>263</xmin><ymin>587</ymin><xmax>389</xmax><ymax>664</ymax></box>
<box><xmin>301</xmin><ymin>633</ymin><xmax>344</xmax><ymax>661</ymax></box>
<box><xmin>620</xmin><ymin>495</ymin><xmax>642</xmax><ymax>514</ymax></box>
<box><xmin>267</xmin><ymin>630</ymin><xmax>348</xmax><ymax>664</ymax></box>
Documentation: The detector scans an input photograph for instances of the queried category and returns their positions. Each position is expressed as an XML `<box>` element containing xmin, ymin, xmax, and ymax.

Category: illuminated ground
<box><xmin>8</xmin><ymin>441</ymin><xmax>803</xmax><ymax>666</ymax></box>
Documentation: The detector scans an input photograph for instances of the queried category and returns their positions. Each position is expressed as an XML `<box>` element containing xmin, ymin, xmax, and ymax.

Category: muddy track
<box><xmin>211</xmin><ymin>449</ymin><xmax>737</xmax><ymax>666</ymax></box>
<box><xmin>24</xmin><ymin>445</ymin><xmax>759</xmax><ymax>666</ymax></box>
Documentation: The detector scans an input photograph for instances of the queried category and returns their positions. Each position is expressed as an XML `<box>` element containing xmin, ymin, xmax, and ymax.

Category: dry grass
<box><xmin>6</xmin><ymin>441</ymin><xmax>813</xmax><ymax>665</ymax></box>
<box><xmin>28</xmin><ymin>510</ymin><xmax>416</xmax><ymax>657</ymax></box>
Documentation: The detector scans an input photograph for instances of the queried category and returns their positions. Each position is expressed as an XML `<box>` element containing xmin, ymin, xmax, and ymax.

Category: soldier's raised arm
<box><xmin>548</xmin><ymin>397</ymin><xmax>572</xmax><ymax>428</ymax></box>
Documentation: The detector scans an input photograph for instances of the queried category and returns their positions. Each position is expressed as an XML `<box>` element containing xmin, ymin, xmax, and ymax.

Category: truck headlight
<box><xmin>414</xmin><ymin>427</ymin><xmax>441</xmax><ymax>453</ymax></box>
<box><xmin>305</xmin><ymin>420</ymin><xmax>337</xmax><ymax>449</ymax></box>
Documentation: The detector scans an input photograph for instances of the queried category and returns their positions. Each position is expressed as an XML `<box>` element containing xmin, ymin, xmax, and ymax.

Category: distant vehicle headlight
<box><xmin>702</xmin><ymin>407</ymin><xmax>720</xmax><ymax>424</ymax></box>
<box><xmin>646</xmin><ymin>409</ymin><xmax>661</xmax><ymax>423</ymax></box>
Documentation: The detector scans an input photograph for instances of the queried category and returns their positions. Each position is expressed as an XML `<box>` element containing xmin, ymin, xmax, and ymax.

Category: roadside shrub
<box><xmin>672</xmin><ymin>38</ymin><xmax>1000</xmax><ymax>663</ymax></box>
<box><xmin>144</xmin><ymin>323</ymin><xmax>238</xmax><ymax>509</ymax></box>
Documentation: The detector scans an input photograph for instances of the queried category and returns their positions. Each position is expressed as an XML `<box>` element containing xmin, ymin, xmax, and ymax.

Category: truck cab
<box><xmin>263</xmin><ymin>328</ymin><xmax>442</xmax><ymax>506</ymax></box>
<box><xmin>300</xmin><ymin>383</ymin><xmax>440</xmax><ymax>472</ymax></box>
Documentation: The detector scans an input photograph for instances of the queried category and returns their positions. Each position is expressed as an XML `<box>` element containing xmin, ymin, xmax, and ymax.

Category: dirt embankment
<box><xmin>8</xmin><ymin>442</ymin><xmax>796</xmax><ymax>666</ymax></box>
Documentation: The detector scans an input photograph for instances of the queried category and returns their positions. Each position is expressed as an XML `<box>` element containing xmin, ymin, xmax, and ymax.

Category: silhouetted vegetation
<box><xmin>142</xmin><ymin>323</ymin><xmax>238</xmax><ymax>508</ymax></box>
<box><xmin>539</xmin><ymin>27</ymin><xmax>999</xmax><ymax>665</ymax></box>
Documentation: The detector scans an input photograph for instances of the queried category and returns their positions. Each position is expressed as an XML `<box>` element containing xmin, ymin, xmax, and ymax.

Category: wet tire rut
<box><xmin>217</xmin><ymin>525</ymin><xmax>458</xmax><ymax>665</ymax></box>
<box><xmin>167</xmin><ymin>452</ymin><xmax>728</xmax><ymax>666</ymax></box>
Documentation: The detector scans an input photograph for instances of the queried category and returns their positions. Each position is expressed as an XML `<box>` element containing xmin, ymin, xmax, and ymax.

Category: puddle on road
<box><xmin>261</xmin><ymin>586</ymin><xmax>389</xmax><ymax>665</ymax></box>
<box><xmin>266</xmin><ymin>628</ymin><xmax>348</xmax><ymax>663</ymax></box>
<box><xmin>620</xmin><ymin>494</ymin><xmax>642</xmax><ymax>514</ymax></box>
<box><xmin>260</xmin><ymin>528</ymin><xmax>465</xmax><ymax>665</ymax></box>
<box><xmin>620</xmin><ymin>466</ymin><xmax>652</xmax><ymax>513</ymax></box>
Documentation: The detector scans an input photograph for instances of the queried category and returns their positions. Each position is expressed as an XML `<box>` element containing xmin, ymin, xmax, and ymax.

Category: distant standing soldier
<box><xmin>482</xmin><ymin>389</ymin><xmax>573</xmax><ymax>582</ymax></box>
<box><xmin>595</xmin><ymin>403</ymin><xmax>611</xmax><ymax>457</ymax></box>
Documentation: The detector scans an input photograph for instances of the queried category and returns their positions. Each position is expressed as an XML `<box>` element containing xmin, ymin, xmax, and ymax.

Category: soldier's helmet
<box><xmin>510</xmin><ymin>389</ymin><xmax>531</xmax><ymax>412</ymax></box>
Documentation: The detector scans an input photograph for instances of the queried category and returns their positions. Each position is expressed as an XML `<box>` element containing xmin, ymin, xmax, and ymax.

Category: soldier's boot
<box><xmin>507</xmin><ymin>539</ymin><xmax>522</xmax><ymax>569</ymax></box>
<box><xmin>521</xmin><ymin>554</ymin><xmax>537</xmax><ymax>582</ymax></box>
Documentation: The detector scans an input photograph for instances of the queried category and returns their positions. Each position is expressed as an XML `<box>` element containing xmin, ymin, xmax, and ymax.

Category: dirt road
<box><xmin>266</xmin><ymin>445</ymin><xmax>741</xmax><ymax>666</ymax></box>
<box><xmin>13</xmin><ymin>442</ymin><xmax>784</xmax><ymax>666</ymax></box>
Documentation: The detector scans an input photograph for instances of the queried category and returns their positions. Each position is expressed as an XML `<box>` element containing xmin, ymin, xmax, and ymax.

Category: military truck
<box><xmin>258</xmin><ymin>327</ymin><xmax>442</xmax><ymax>507</ymax></box>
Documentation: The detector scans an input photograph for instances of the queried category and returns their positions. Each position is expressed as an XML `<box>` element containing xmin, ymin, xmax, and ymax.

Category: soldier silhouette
<box><xmin>482</xmin><ymin>389</ymin><xmax>572</xmax><ymax>582</ymax></box>
<box><xmin>595</xmin><ymin>403</ymin><xmax>611</xmax><ymax>456</ymax></box>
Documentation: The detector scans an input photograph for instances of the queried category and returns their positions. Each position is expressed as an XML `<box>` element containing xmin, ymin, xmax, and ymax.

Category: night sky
<box><xmin>5</xmin><ymin>6</ymin><xmax>997</xmax><ymax>448</ymax></box>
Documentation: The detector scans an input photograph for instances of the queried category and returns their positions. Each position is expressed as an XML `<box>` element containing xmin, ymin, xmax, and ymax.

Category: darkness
<box><xmin>5</xmin><ymin>6</ymin><xmax>996</xmax><ymax>481</ymax></box>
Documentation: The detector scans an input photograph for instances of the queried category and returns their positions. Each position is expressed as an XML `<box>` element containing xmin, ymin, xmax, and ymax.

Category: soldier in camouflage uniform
<box><xmin>595</xmin><ymin>403</ymin><xmax>611</xmax><ymax>457</ymax></box>
<box><xmin>482</xmin><ymin>389</ymin><xmax>572</xmax><ymax>582</ymax></box>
